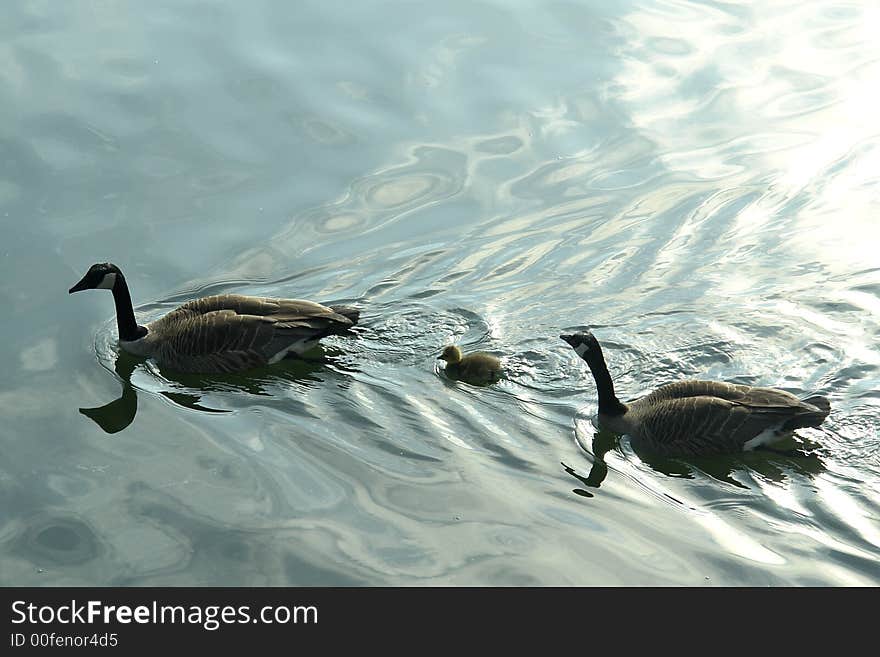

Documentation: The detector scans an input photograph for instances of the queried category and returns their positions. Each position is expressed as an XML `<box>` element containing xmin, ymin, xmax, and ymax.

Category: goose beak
<box><xmin>560</xmin><ymin>334</ymin><xmax>575</xmax><ymax>346</ymax></box>
<box><xmin>69</xmin><ymin>277</ymin><xmax>90</xmax><ymax>294</ymax></box>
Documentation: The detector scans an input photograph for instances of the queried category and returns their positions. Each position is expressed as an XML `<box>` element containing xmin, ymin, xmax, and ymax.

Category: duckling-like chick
<box><xmin>438</xmin><ymin>345</ymin><xmax>503</xmax><ymax>385</ymax></box>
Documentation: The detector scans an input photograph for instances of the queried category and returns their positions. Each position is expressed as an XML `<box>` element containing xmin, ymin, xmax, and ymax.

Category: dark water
<box><xmin>2</xmin><ymin>1</ymin><xmax>879</xmax><ymax>585</ymax></box>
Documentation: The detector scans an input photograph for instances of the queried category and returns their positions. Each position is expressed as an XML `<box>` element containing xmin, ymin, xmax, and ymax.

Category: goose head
<box><xmin>561</xmin><ymin>330</ymin><xmax>627</xmax><ymax>416</ymax></box>
<box><xmin>69</xmin><ymin>262</ymin><xmax>122</xmax><ymax>294</ymax></box>
<box><xmin>438</xmin><ymin>345</ymin><xmax>463</xmax><ymax>364</ymax></box>
<box><xmin>560</xmin><ymin>330</ymin><xmax>601</xmax><ymax>360</ymax></box>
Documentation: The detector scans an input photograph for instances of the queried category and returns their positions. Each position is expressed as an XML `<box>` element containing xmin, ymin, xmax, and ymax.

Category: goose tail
<box><xmin>782</xmin><ymin>394</ymin><xmax>830</xmax><ymax>431</ymax></box>
<box><xmin>329</xmin><ymin>304</ymin><xmax>360</xmax><ymax>326</ymax></box>
<box><xmin>801</xmin><ymin>395</ymin><xmax>830</xmax><ymax>414</ymax></box>
<box><xmin>323</xmin><ymin>305</ymin><xmax>360</xmax><ymax>338</ymax></box>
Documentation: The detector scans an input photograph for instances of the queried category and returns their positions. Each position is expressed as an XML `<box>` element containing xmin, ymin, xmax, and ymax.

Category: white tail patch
<box><xmin>268</xmin><ymin>339</ymin><xmax>319</xmax><ymax>364</ymax></box>
<box><xmin>743</xmin><ymin>426</ymin><xmax>789</xmax><ymax>451</ymax></box>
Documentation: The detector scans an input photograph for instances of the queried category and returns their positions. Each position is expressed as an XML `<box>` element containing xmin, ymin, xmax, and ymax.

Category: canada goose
<box><xmin>438</xmin><ymin>345</ymin><xmax>503</xmax><ymax>385</ymax></box>
<box><xmin>560</xmin><ymin>330</ymin><xmax>830</xmax><ymax>456</ymax></box>
<box><xmin>69</xmin><ymin>262</ymin><xmax>360</xmax><ymax>374</ymax></box>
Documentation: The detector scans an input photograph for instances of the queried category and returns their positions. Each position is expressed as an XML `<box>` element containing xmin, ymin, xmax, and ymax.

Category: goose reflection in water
<box><xmin>562</xmin><ymin>428</ymin><xmax>618</xmax><ymax>497</ymax></box>
<box><xmin>79</xmin><ymin>348</ymin><xmax>358</xmax><ymax>435</ymax></box>
<box><xmin>79</xmin><ymin>351</ymin><xmax>141</xmax><ymax>434</ymax></box>
<box><xmin>563</xmin><ymin>426</ymin><xmax>827</xmax><ymax>498</ymax></box>
<box><xmin>633</xmin><ymin>437</ymin><xmax>828</xmax><ymax>489</ymax></box>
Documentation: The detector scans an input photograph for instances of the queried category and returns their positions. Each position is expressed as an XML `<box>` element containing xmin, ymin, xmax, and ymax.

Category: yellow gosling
<box><xmin>438</xmin><ymin>345</ymin><xmax>503</xmax><ymax>385</ymax></box>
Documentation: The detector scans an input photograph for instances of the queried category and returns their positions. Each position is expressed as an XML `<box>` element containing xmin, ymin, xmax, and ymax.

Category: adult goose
<box><xmin>70</xmin><ymin>262</ymin><xmax>359</xmax><ymax>374</ymax></box>
<box><xmin>560</xmin><ymin>330</ymin><xmax>830</xmax><ymax>456</ymax></box>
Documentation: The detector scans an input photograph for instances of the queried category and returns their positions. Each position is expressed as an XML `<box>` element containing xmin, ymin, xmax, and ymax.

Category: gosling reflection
<box><xmin>79</xmin><ymin>348</ymin><xmax>356</xmax><ymax>434</ymax></box>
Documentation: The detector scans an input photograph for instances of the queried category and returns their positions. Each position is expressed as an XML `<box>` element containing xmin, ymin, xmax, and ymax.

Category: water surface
<box><xmin>2</xmin><ymin>0</ymin><xmax>879</xmax><ymax>585</ymax></box>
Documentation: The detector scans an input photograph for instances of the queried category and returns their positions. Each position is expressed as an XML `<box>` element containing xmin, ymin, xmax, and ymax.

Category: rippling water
<box><xmin>2</xmin><ymin>1</ymin><xmax>879</xmax><ymax>585</ymax></box>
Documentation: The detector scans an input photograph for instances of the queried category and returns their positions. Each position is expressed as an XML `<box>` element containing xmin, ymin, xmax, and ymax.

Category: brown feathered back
<box><xmin>622</xmin><ymin>381</ymin><xmax>830</xmax><ymax>455</ymax></box>
<box><xmin>137</xmin><ymin>294</ymin><xmax>357</xmax><ymax>373</ymax></box>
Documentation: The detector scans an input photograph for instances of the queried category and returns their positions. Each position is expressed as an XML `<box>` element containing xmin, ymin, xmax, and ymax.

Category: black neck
<box><xmin>111</xmin><ymin>275</ymin><xmax>147</xmax><ymax>342</ymax></box>
<box><xmin>582</xmin><ymin>345</ymin><xmax>627</xmax><ymax>416</ymax></box>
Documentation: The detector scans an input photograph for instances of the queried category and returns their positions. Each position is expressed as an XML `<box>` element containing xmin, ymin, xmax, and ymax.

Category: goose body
<box><xmin>438</xmin><ymin>345</ymin><xmax>503</xmax><ymax>385</ymax></box>
<box><xmin>560</xmin><ymin>331</ymin><xmax>830</xmax><ymax>456</ymax></box>
<box><xmin>70</xmin><ymin>263</ymin><xmax>359</xmax><ymax>374</ymax></box>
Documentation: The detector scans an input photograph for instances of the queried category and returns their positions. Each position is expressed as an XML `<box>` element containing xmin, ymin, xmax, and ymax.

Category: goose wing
<box><xmin>640</xmin><ymin>379</ymin><xmax>812</xmax><ymax>407</ymax></box>
<box><xmin>643</xmin><ymin>380</ymin><xmax>752</xmax><ymax>403</ymax></box>
<box><xmin>163</xmin><ymin>294</ymin><xmax>352</xmax><ymax>324</ymax></box>
<box><xmin>630</xmin><ymin>395</ymin><xmax>813</xmax><ymax>455</ymax></box>
<box><xmin>149</xmin><ymin>302</ymin><xmax>354</xmax><ymax>373</ymax></box>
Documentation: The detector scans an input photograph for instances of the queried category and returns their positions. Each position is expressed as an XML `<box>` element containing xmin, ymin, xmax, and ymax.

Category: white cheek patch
<box><xmin>96</xmin><ymin>272</ymin><xmax>117</xmax><ymax>289</ymax></box>
<box><xmin>575</xmin><ymin>343</ymin><xmax>590</xmax><ymax>357</ymax></box>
